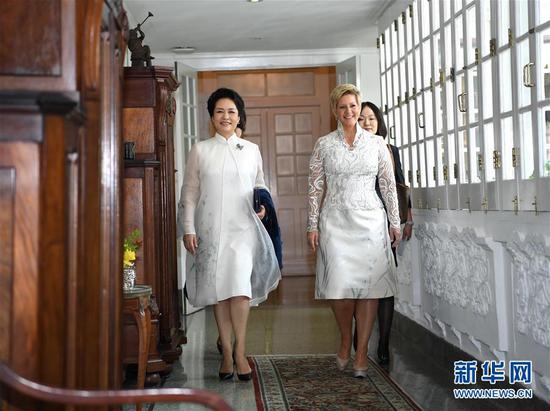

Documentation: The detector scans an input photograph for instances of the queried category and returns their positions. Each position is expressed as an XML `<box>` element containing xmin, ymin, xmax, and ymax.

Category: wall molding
<box><xmin>415</xmin><ymin>222</ymin><xmax>494</xmax><ymax>316</ymax></box>
<box><xmin>505</xmin><ymin>231</ymin><xmax>550</xmax><ymax>349</ymax></box>
<box><xmin>152</xmin><ymin>47</ymin><xmax>377</xmax><ymax>71</ymax></box>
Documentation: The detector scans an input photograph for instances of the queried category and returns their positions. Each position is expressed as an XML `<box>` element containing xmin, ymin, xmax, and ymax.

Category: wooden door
<box><xmin>266</xmin><ymin>106</ymin><xmax>320</xmax><ymax>276</ymax></box>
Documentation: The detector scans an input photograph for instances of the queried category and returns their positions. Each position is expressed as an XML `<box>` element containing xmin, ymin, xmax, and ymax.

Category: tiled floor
<box><xmin>147</xmin><ymin>277</ymin><xmax>548</xmax><ymax>411</ymax></box>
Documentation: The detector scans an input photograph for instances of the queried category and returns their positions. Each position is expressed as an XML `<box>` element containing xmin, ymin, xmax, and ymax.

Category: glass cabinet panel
<box><xmin>415</xmin><ymin>47</ymin><xmax>422</xmax><ymax>90</ymax></box>
<box><xmin>410</xmin><ymin>99</ymin><xmax>418</xmax><ymax>143</ymax></box>
<box><xmin>402</xmin><ymin>147</ymin><xmax>410</xmax><ymax>184</ymax></box>
<box><xmin>459</xmin><ymin>130</ymin><xmax>469</xmax><ymax>182</ymax></box>
<box><xmin>421</xmin><ymin>0</ymin><xmax>430</xmax><ymax>39</ymax></box>
<box><xmin>482</xmin><ymin>60</ymin><xmax>493</xmax><ymax>119</ymax></box>
<box><xmin>381</xmin><ymin>73</ymin><xmax>387</xmax><ymax>109</ymax></box>
<box><xmin>393</xmin><ymin>65</ymin><xmax>400</xmax><ymax>106</ymax></box>
<box><xmin>394</xmin><ymin>109</ymin><xmax>402</xmax><ymax>147</ymax></box>
<box><xmin>517</xmin><ymin>39</ymin><xmax>532</xmax><ymax>108</ymax></box>
<box><xmin>538</xmin><ymin>27</ymin><xmax>550</xmax><ymax>100</ymax></box>
<box><xmin>433</xmin><ymin>32</ymin><xmax>442</xmax><ymax>77</ymax></box>
<box><xmin>402</xmin><ymin>105</ymin><xmax>409</xmax><ymax>146</ymax></box>
<box><xmin>498</xmin><ymin>0</ymin><xmax>510</xmax><ymax>47</ymax></box>
<box><xmin>480</xmin><ymin>0</ymin><xmax>491</xmax><ymax>57</ymax></box>
<box><xmin>400</xmin><ymin>60</ymin><xmax>407</xmax><ymax>97</ymax></box>
<box><xmin>457</xmin><ymin>74</ymin><xmax>467</xmax><ymax>127</ymax></box>
<box><xmin>443</xmin><ymin>0</ymin><xmax>451</xmax><ymax>23</ymax></box>
<box><xmin>538</xmin><ymin>0</ymin><xmax>550</xmax><ymax>25</ymax></box>
<box><xmin>500</xmin><ymin>49</ymin><xmax>512</xmax><ymax>112</ymax></box>
<box><xmin>385</xmin><ymin>28</ymin><xmax>391</xmax><ymax>68</ymax></box>
<box><xmin>542</xmin><ymin>107</ymin><xmax>550</xmax><ymax>177</ymax></box>
<box><xmin>432</xmin><ymin>0</ymin><xmax>440</xmax><ymax>32</ymax></box>
<box><xmin>468</xmin><ymin>66</ymin><xmax>479</xmax><ymax>123</ymax></box>
<box><xmin>445</xmin><ymin>24</ymin><xmax>452</xmax><ymax>69</ymax></box>
<box><xmin>407</xmin><ymin>54</ymin><xmax>414</xmax><ymax>94</ymax></box>
<box><xmin>436</xmin><ymin>135</ymin><xmax>445</xmax><ymax>185</ymax></box>
<box><xmin>413</xmin><ymin>1</ymin><xmax>420</xmax><ymax>45</ymax></box>
<box><xmin>427</xmin><ymin>139</ymin><xmax>436</xmax><ymax>187</ymax></box>
<box><xmin>422</xmin><ymin>40</ymin><xmax>432</xmax><ymax>87</ymax></box>
<box><xmin>455</xmin><ymin>14</ymin><xmax>464</xmax><ymax>69</ymax></box>
<box><xmin>484</xmin><ymin>123</ymin><xmax>495</xmax><ymax>182</ymax></box>
<box><xmin>516</xmin><ymin>0</ymin><xmax>529</xmax><ymax>37</ymax></box>
<box><xmin>399</xmin><ymin>17</ymin><xmax>405</xmax><ymax>53</ymax></box>
<box><xmin>435</xmin><ymin>85</ymin><xmax>443</xmax><ymax>134</ymax></box>
<box><xmin>446</xmin><ymin>81</ymin><xmax>455</xmax><ymax>130</ymax></box>
<box><xmin>469</xmin><ymin>126</ymin><xmax>481</xmax><ymax>183</ymax></box>
<box><xmin>412</xmin><ymin>143</ymin><xmax>419</xmax><ymax>186</ymax></box>
<box><xmin>419</xmin><ymin>141</ymin><xmax>427</xmax><ymax>187</ymax></box>
<box><xmin>448</xmin><ymin>130</ymin><xmax>457</xmax><ymax>184</ymax></box>
<box><xmin>454</xmin><ymin>0</ymin><xmax>463</xmax><ymax>15</ymax></box>
<box><xmin>392</xmin><ymin>22</ymin><xmax>399</xmax><ymax>64</ymax></box>
<box><xmin>424</xmin><ymin>89</ymin><xmax>434</xmax><ymax>137</ymax></box>
<box><xmin>465</xmin><ymin>6</ymin><xmax>477</xmax><ymax>65</ymax></box>
<box><xmin>406</xmin><ymin>12</ymin><xmax>413</xmax><ymax>52</ymax></box>
<box><xmin>417</xmin><ymin>97</ymin><xmax>425</xmax><ymax>141</ymax></box>
<box><xmin>502</xmin><ymin>116</ymin><xmax>514</xmax><ymax>180</ymax></box>
<box><xmin>387</xmin><ymin>71</ymin><xmax>394</xmax><ymax>109</ymax></box>
<box><xmin>520</xmin><ymin>112</ymin><xmax>534</xmax><ymax>179</ymax></box>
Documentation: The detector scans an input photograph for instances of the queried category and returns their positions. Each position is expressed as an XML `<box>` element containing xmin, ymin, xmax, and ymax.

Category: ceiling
<box><xmin>123</xmin><ymin>0</ymin><xmax>388</xmax><ymax>55</ymax></box>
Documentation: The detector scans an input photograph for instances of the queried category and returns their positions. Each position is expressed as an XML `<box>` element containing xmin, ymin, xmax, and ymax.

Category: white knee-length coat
<box><xmin>178</xmin><ymin>133</ymin><xmax>281</xmax><ymax>306</ymax></box>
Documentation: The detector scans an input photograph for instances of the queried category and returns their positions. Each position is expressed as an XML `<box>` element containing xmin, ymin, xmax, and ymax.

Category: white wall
<box><xmin>378</xmin><ymin>0</ymin><xmax>550</xmax><ymax>403</ymax></box>
<box><xmin>397</xmin><ymin>210</ymin><xmax>550</xmax><ymax>402</ymax></box>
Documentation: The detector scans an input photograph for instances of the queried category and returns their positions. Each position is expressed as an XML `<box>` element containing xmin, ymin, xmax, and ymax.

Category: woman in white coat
<box><xmin>180</xmin><ymin>88</ymin><xmax>280</xmax><ymax>381</ymax></box>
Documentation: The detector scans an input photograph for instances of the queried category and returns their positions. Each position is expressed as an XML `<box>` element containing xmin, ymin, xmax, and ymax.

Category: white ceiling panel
<box><xmin>124</xmin><ymin>0</ymin><xmax>387</xmax><ymax>54</ymax></box>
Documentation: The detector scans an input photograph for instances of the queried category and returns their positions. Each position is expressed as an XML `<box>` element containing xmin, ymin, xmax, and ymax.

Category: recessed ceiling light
<box><xmin>171</xmin><ymin>46</ymin><xmax>196</xmax><ymax>54</ymax></box>
<box><xmin>247</xmin><ymin>0</ymin><xmax>263</xmax><ymax>3</ymax></box>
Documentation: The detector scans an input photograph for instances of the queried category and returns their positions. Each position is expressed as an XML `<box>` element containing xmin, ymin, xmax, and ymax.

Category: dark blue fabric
<box><xmin>255</xmin><ymin>188</ymin><xmax>283</xmax><ymax>269</ymax></box>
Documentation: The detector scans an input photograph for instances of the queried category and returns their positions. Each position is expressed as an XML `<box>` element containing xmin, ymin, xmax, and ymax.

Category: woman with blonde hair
<box><xmin>307</xmin><ymin>84</ymin><xmax>400</xmax><ymax>377</ymax></box>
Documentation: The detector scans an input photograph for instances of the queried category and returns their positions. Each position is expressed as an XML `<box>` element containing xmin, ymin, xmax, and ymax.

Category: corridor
<box><xmin>151</xmin><ymin>277</ymin><xmax>546</xmax><ymax>411</ymax></box>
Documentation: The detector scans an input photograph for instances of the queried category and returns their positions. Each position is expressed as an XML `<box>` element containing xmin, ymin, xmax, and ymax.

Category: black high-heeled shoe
<box><xmin>235</xmin><ymin>358</ymin><xmax>252</xmax><ymax>381</ymax></box>
<box><xmin>237</xmin><ymin>371</ymin><xmax>252</xmax><ymax>381</ymax></box>
<box><xmin>377</xmin><ymin>347</ymin><xmax>390</xmax><ymax>366</ymax></box>
<box><xmin>219</xmin><ymin>370</ymin><xmax>234</xmax><ymax>381</ymax></box>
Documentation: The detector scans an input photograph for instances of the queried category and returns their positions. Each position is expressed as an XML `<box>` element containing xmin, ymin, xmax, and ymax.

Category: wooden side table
<box><xmin>123</xmin><ymin>284</ymin><xmax>152</xmax><ymax>410</ymax></box>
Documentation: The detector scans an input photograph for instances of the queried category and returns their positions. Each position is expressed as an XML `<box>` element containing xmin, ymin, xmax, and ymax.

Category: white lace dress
<box><xmin>307</xmin><ymin>123</ymin><xmax>400</xmax><ymax>299</ymax></box>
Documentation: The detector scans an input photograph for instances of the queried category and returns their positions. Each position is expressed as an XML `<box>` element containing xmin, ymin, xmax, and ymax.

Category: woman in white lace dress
<box><xmin>307</xmin><ymin>84</ymin><xmax>401</xmax><ymax>377</ymax></box>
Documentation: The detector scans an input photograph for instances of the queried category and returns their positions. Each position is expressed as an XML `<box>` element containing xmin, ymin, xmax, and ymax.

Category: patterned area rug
<box><xmin>250</xmin><ymin>354</ymin><xmax>421</xmax><ymax>411</ymax></box>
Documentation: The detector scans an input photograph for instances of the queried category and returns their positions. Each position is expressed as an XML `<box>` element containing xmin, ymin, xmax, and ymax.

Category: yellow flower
<box><xmin>123</xmin><ymin>249</ymin><xmax>136</xmax><ymax>267</ymax></box>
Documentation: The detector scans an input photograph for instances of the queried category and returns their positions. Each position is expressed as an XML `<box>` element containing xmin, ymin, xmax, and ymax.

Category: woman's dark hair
<box><xmin>207</xmin><ymin>88</ymin><xmax>247</xmax><ymax>133</ymax></box>
<box><xmin>361</xmin><ymin>101</ymin><xmax>387</xmax><ymax>139</ymax></box>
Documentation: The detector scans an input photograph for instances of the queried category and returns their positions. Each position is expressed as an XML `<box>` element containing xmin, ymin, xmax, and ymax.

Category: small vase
<box><xmin>123</xmin><ymin>263</ymin><xmax>136</xmax><ymax>290</ymax></box>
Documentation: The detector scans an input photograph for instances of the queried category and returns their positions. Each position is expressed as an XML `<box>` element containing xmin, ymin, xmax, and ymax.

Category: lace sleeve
<box><xmin>181</xmin><ymin>144</ymin><xmax>200</xmax><ymax>235</ymax></box>
<box><xmin>377</xmin><ymin>138</ymin><xmax>400</xmax><ymax>230</ymax></box>
<box><xmin>307</xmin><ymin>139</ymin><xmax>325</xmax><ymax>232</ymax></box>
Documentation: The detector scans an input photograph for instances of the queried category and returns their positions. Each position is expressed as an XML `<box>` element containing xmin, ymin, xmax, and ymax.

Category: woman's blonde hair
<box><xmin>329</xmin><ymin>84</ymin><xmax>361</xmax><ymax>117</ymax></box>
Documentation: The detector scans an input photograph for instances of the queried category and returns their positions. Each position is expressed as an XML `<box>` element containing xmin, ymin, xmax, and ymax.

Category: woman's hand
<box><xmin>389</xmin><ymin>227</ymin><xmax>401</xmax><ymax>249</ymax></box>
<box><xmin>307</xmin><ymin>231</ymin><xmax>319</xmax><ymax>252</ymax></box>
<box><xmin>256</xmin><ymin>205</ymin><xmax>266</xmax><ymax>220</ymax></box>
<box><xmin>183</xmin><ymin>234</ymin><xmax>198</xmax><ymax>255</ymax></box>
<box><xmin>403</xmin><ymin>223</ymin><xmax>413</xmax><ymax>241</ymax></box>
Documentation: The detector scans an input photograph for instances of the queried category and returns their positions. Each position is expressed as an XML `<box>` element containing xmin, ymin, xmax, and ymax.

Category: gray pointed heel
<box><xmin>353</xmin><ymin>367</ymin><xmax>368</xmax><ymax>378</ymax></box>
<box><xmin>335</xmin><ymin>355</ymin><xmax>350</xmax><ymax>371</ymax></box>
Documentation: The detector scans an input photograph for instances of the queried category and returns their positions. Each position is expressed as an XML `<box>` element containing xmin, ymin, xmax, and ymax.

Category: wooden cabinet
<box><xmin>122</xmin><ymin>67</ymin><xmax>185</xmax><ymax>370</ymax></box>
<box><xmin>1</xmin><ymin>1</ymin><xmax>128</xmax><ymax>410</ymax></box>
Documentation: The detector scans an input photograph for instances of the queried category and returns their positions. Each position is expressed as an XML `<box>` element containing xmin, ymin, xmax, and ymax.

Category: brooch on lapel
<box><xmin>236</xmin><ymin>143</ymin><xmax>244</xmax><ymax>150</ymax></box>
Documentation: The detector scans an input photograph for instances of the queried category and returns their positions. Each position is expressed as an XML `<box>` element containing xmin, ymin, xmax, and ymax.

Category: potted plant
<box><xmin>123</xmin><ymin>229</ymin><xmax>142</xmax><ymax>290</ymax></box>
